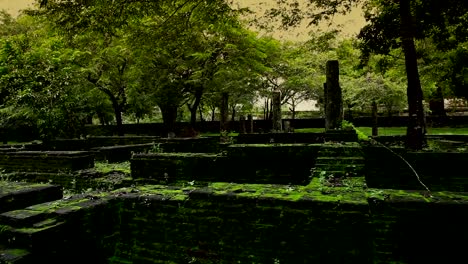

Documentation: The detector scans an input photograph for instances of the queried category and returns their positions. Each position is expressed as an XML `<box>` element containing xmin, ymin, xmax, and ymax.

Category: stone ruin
<box><xmin>1</xmin><ymin>61</ymin><xmax>468</xmax><ymax>263</ymax></box>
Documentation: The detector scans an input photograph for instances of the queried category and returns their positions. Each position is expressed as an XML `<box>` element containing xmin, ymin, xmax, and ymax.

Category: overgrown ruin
<box><xmin>1</xmin><ymin>132</ymin><xmax>468</xmax><ymax>263</ymax></box>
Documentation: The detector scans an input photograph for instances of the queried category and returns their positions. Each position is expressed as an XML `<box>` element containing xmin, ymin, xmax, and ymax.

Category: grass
<box><xmin>357</xmin><ymin>127</ymin><xmax>468</xmax><ymax>136</ymax></box>
<box><xmin>238</xmin><ymin>127</ymin><xmax>468</xmax><ymax>136</ymax></box>
<box><xmin>200</xmin><ymin>126</ymin><xmax>468</xmax><ymax>137</ymax></box>
<box><xmin>200</xmin><ymin>132</ymin><xmax>239</xmax><ymax>137</ymax></box>
<box><xmin>293</xmin><ymin>128</ymin><xmax>325</xmax><ymax>133</ymax></box>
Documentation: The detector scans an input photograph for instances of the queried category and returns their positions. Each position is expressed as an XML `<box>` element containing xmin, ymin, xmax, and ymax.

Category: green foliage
<box><xmin>341</xmin><ymin>120</ymin><xmax>354</xmax><ymax>130</ymax></box>
<box><xmin>341</xmin><ymin>121</ymin><xmax>369</xmax><ymax>141</ymax></box>
<box><xmin>149</xmin><ymin>143</ymin><xmax>163</xmax><ymax>153</ymax></box>
<box><xmin>0</xmin><ymin>13</ymin><xmax>95</xmax><ymax>140</ymax></box>
<box><xmin>94</xmin><ymin>161</ymin><xmax>131</xmax><ymax>174</ymax></box>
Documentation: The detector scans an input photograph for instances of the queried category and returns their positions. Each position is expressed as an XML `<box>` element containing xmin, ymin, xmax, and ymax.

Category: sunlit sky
<box><xmin>0</xmin><ymin>0</ymin><xmax>366</xmax><ymax>41</ymax></box>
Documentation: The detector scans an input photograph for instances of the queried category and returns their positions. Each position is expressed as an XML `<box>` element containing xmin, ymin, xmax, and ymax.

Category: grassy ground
<box><xmin>356</xmin><ymin>127</ymin><xmax>468</xmax><ymax>136</ymax></box>
<box><xmin>207</xmin><ymin>127</ymin><xmax>468</xmax><ymax>136</ymax></box>
<box><xmin>199</xmin><ymin>132</ymin><xmax>239</xmax><ymax>137</ymax></box>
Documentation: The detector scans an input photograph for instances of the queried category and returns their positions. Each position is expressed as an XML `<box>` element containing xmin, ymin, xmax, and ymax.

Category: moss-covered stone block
<box><xmin>0</xmin><ymin>248</ymin><xmax>32</xmax><ymax>264</ymax></box>
<box><xmin>0</xmin><ymin>182</ymin><xmax>62</xmax><ymax>214</ymax></box>
<box><xmin>0</xmin><ymin>151</ymin><xmax>94</xmax><ymax>173</ymax></box>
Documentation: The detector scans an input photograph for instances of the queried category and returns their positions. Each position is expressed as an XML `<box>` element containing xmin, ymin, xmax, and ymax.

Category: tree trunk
<box><xmin>188</xmin><ymin>89</ymin><xmax>203</xmax><ymax>126</ymax></box>
<box><xmin>220</xmin><ymin>92</ymin><xmax>229</xmax><ymax>132</ymax></box>
<box><xmin>160</xmin><ymin>104</ymin><xmax>178</xmax><ymax>137</ymax></box>
<box><xmin>399</xmin><ymin>0</ymin><xmax>426</xmax><ymax>150</ymax></box>
<box><xmin>110</xmin><ymin>99</ymin><xmax>124</xmax><ymax>136</ymax></box>
<box><xmin>291</xmin><ymin>106</ymin><xmax>296</xmax><ymax>120</ymax></box>
<box><xmin>210</xmin><ymin>106</ymin><xmax>216</xmax><ymax>121</ymax></box>
<box><xmin>199</xmin><ymin>103</ymin><xmax>204</xmax><ymax>122</ymax></box>
<box><xmin>231</xmin><ymin>105</ymin><xmax>236</xmax><ymax>121</ymax></box>
<box><xmin>372</xmin><ymin>101</ymin><xmax>378</xmax><ymax>137</ymax></box>
<box><xmin>269</xmin><ymin>99</ymin><xmax>273</xmax><ymax>120</ymax></box>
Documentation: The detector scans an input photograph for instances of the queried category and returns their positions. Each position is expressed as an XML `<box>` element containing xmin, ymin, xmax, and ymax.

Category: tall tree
<box><xmin>0</xmin><ymin>13</ymin><xmax>95</xmax><ymax>140</ymax></box>
<box><xmin>266</xmin><ymin>0</ymin><xmax>456</xmax><ymax>149</ymax></box>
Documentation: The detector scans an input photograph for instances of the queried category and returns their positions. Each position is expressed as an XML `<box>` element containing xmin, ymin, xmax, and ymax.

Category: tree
<box><xmin>358</xmin><ymin>0</ymin><xmax>468</xmax><ymax>148</ymax></box>
<box><xmin>266</xmin><ymin>0</ymin><xmax>452</xmax><ymax>149</ymax></box>
<box><xmin>0</xmin><ymin>13</ymin><xmax>94</xmax><ymax>140</ymax></box>
<box><xmin>34</xmin><ymin>0</ymin><xmax>251</xmax><ymax>135</ymax></box>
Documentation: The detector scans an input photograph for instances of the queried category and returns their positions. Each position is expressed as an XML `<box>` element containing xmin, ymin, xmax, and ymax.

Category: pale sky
<box><xmin>0</xmin><ymin>0</ymin><xmax>33</xmax><ymax>16</ymax></box>
<box><xmin>0</xmin><ymin>0</ymin><xmax>366</xmax><ymax>41</ymax></box>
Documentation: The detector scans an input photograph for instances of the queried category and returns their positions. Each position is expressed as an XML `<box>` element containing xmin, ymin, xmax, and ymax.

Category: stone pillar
<box><xmin>272</xmin><ymin>91</ymin><xmax>282</xmax><ymax>132</ymax></box>
<box><xmin>247</xmin><ymin>114</ymin><xmax>253</xmax><ymax>133</ymax></box>
<box><xmin>239</xmin><ymin>115</ymin><xmax>246</xmax><ymax>134</ymax></box>
<box><xmin>325</xmin><ymin>60</ymin><xmax>343</xmax><ymax>130</ymax></box>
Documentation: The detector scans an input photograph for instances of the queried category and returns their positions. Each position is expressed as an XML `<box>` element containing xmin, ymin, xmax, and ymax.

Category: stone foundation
<box><xmin>2</xmin><ymin>184</ymin><xmax>468</xmax><ymax>263</ymax></box>
<box><xmin>0</xmin><ymin>151</ymin><xmax>94</xmax><ymax>173</ymax></box>
<box><xmin>131</xmin><ymin>144</ymin><xmax>322</xmax><ymax>185</ymax></box>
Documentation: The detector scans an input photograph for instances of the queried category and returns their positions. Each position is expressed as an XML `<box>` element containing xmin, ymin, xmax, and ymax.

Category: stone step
<box><xmin>2</xmin><ymin>221</ymin><xmax>66</xmax><ymax>251</ymax></box>
<box><xmin>0</xmin><ymin>210</ymin><xmax>49</xmax><ymax>229</ymax></box>
<box><xmin>316</xmin><ymin>156</ymin><xmax>365</xmax><ymax>164</ymax></box>
<box><xmin>318</xmin><ymin>148</ymin><xmax>363</xmax><ymax>157</ymax></box>
<box><xmin>312</xmin><ymin>170</ymin><xmax>358</xmax><ymax>178</ymax></box>
<box><xmin>314</xmin><ymin>164</ymin><xmax>364</xmax><ymax>173</ymax></box>
<box><xmin>0</xmin><ymin>182</ymin><xmax>62</xmax><ymax>214</ymax></box>
<box><xmin>0</xmin><ymin>248</ymin><xmax>32</xmax><ymax>264</ymax></box>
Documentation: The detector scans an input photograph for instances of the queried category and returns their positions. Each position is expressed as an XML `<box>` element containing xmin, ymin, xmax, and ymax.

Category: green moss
<box><xmin>15</xmin><ymin>221</ymin><xmax>64</xmax><ymax>234</ymax></box>
<box><xmin>95</xmin><ymin>161</ymin><xmax>131</xmax><ymax>174</ymax></box>
<box><xmin>1</xmin><ymin>248</ymin><xmax>30</xmax><ymax>258</ymax></box>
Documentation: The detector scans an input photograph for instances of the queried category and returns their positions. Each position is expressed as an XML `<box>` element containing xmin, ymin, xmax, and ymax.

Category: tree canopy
<box><xmin>0</xmin><ymin>0</ymin><xmax>466</xmax><ymax>147</ymax></box>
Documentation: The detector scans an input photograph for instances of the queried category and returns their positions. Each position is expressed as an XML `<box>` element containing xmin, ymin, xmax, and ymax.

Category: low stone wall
<box><xmin>363</xmin><ymin>145</ymin><xmax>468</xmax><ymax>191</ymax></box>
<box><xmin>2</xmin><ymin>184</ymin><xmax>468</xmax><ymax>263</ymax></box>
<box><xmin>92</xmin><ymin>143</ymin><xmax>155</xmax><ymax>163</ymax></box>
<box><xmin>0</xmin><ymin>151</ymin><xmax>95</xmax><ymax>173</ymax></box>
<box><xmin>368</xmin><ymin>189</ymin><xmax>468</xmax><ymax>263</ymax></box>
<box><xmin>157</xmin><ymin>137</ymin><xmax>220</xmax><ymax>153</ymax></box>
<box><xmin>43</xmin><ymin>136</ymin><xmax>218</xmax><ymax>154</ymax></box>
<box><xmin>87</xmin><ymin>136</ymin><xmax>160</xmax><ymax>148</ymax></box>
<box><xmin>235</xmin><ymin>131</ymin><xmax>357</xmax><ymax>144</ymax></box>
<box><xmin>109</xmin><ymin>185</ymin><xmax>371</xmax><ymax>263</ymax></box>
<box><xmin>43</xmin><ymin>139</ymin><xmax>88</xmax><ymax>151</ymax></box>
<box><xmin>0</xmin><ymin>182</ymin><xmax>62</xmax><ymax>213</ymax></box>
<box><xmin>131</xmin><ymin>144</ymin><xmax>321</xmax><ymax>185</ymax></box>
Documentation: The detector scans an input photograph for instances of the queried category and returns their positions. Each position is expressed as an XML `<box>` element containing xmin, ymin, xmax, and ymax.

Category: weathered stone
<box><xmin>0</xmin><ymin>151</ymin><xmax>94</xmax><ymax>173</ymax></box>
<box><xmin>0</xmin><ymin>182</ymin><xmax>62</xmax><ymax>214</ymax></box>
<box><xmin>272</xmin><ymin>91</ymin><xmax>282</xmax><ymax>132</ymax></box>
<box><xmin>324</xmin><ymin>60</ymin><xmax>343</xmax><ymax>130</ymax></box>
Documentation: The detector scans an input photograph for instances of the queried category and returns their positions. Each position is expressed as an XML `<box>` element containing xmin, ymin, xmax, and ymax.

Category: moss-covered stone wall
<box><xmin>2</xmin><ymin>183</ymin><xmax>468</xmax><ymax>263</ymax></box>
<box><xmin>44</xmin><ymin>136</ymin><xmax>219</xmax><ymax>154</ymax></box>
<box><xmin>363</xmin><ymin>145</ymin><xmax>468</xmax><ymax>191</ymax></box>
<box><xmin>0</xmin><ymin>182</ymin><xmax>62</xmax><ymax>213</ymax></box>
<box><xmin>235</xmin><ymin>131</ymin><xmax>358</xmax><ymax>144</ymax></box>
<box><xmin>92</xmin><ymin>143</ymin><xmax>154</xmax><ymax>163</ymax></box>
<box><xmin>109</xmin><ymin>184</ymin><xmax>371</xmax><ymax>264</ymax></box>
<box><xmin>131</xmin><ymin>144</ymin><xmax>321</xmax><ymax>185</ymax></box>
<box><xmin>0</xmin><ymin>151</ymin><xmax>94</xmax><ymax>173</ymax></box>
